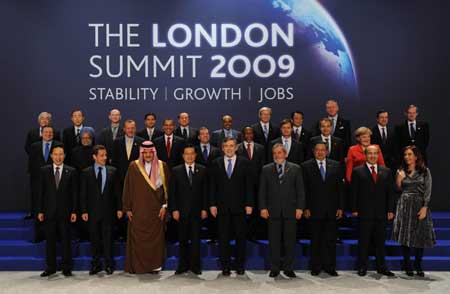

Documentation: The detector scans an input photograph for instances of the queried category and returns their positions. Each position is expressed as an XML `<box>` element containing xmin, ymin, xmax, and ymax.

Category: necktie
<box><xmin>188</xmin><ymin>166</ymin><xmax>193</xmax><ymax>185</ymax></box>
<box><xmin>112</xmin><ymin>126</ymin><xmax>118</xmax><ymax>140</ymax></box>
<box><xmin>76</xmin><ymin>128</ymin><xmax>81</xmax><ymax>144</ymax></box>
<box><xmin>226</xmin><ymin>159</ymin><xmax>233</xmax><ymax>178</ymax></box>
<box><xmin>263</xmin><ymin>124</ymin><xmax>268</xmax><ymax>140</ymax></box>
<box><xmin>381</xmin><ymin>127</ymin><xmax>387</xmax><ymax>143</ymax></box>
<box><xmin>331</xmin><ymin>118</ymin><xmax>336</xmax><ymax>134</ymax></box>
<box><xmin>166</xmin><ymin>136</ymin><xmax>171</xmax><ymax>158</ymax></box>
<box><xmin>284</xmin><ymin>139</ymin><xmax>289</xmax><ymax>154</ymax></box>
<box><xmin>409</xmin><ymin>123</ymin><xmax>416</xmax><ymax>139</ymax></box>
<box><xmin>246</xmin><ymin>143</ymin><xmax>252</xmax><ymax>160</ymax></box>
<box><xmin>277</xmin><ymin>164</ymin><xmax>283</xmax><ymax>179</ymax></box>
<box><xmin>55</xmin><ymin>167</ymin><xmax>60</xmax><ymax>189</ymax></box>
<box><xmin>319</xmin><ymin>161</ymin><xmax>326</xmax><ymax>181</ymax></box>
<box><xmin>148</xmin><ymin>129</ymin><xmax>153</xmax><ymax>140</ymax></box>
<box><xmin>182</xmin><ymin>128</ymin><xmax>187</xmax><ymax>139</ymax></box>
<box><xmin>97</xmin><ymin>167</ymin><xmax>103</xmax><ymax>194</ymax></box>
<box><xmin>370</xmin><ymin>165</ymin><xmax>377</xmax><ymax>183</ymax></box>
<box><xmin>126</xmin><ymin>138</ymin><xmax>132</xmax><ymax>160</ymax></box>
<box><xmin>44</xmin><ymin>142</ymin><xmax>50</xmax><ymax>162</ymax></box>
<box><xmin>295</xmin><ymin>128</ymin><xmax>300</xmax><ymax>140</ymax></box>
<box><xmin>325</xmin><ymin>138</ymin><xmax>330</xmax><ymax>155</ymax></box>
<box><xmin>202</xmin><ymin>145</ymin><xmax>208</xmax><ymax>161</ymax></box>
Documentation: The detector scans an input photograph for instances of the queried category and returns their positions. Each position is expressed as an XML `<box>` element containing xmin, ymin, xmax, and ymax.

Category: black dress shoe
<box><xmin>377</xmin><ymin>270</ymin><xmax>395</xmax><ymax>277</ymax></box>
<box><xmin>191</xmin><ymin>270</ymin><xmax>202</xmax><ymax>275</ymax></box>
<box><xmin>283</xmin><ymin>270</ymin><xmax>297</xmax><ymax>278</ymax></box>
<box><xmin>357</xmin><ymin>269</ymin><xmax>367</xmax><ymax>276</ymax></box>
<box><xmin>416</xmin><ymin>270</ymin><xmax>425</xmax><ymax>277</ymax></box>
<box><xmin>222</xmin><ymin>268</ymin><xmax>231</xmax><ymax>276</ymax></box>
<box><xmin>175</xmin><ymin>268</ymin><xmax>188</xmax><ymax>275</ymax></box>
<box><xmin>62</xmin><ymin>270</ymin><xmax>72</xmax><ymax>277</ymax></box>
<box><xmin>89</xmin><ymin>266</ymin><xmax>102</xmax><ymax>275</ymax></box>
<box><xmin>311</xmin><ymin>270</ymin><xmax>320</xmax><ymax>276</ymax></box>
<box><xmin>325</xmin><ymin>269</ymin><xmax>339</xmax><ymax>276</ymax></box>
<box><xmin>269</xmin><ymin>270</ymin><xmax>279</xmax><ymax>278</ymax></box>
<box><xmin>236</xmin><ymin>269</ymin><xmax>245</xmax><ymax>275</ymax></box>
<box><xmin>40</xmin><ymin>270</ymin><xmax>56</xmax><ymax>277</ymax></box>
<box><xmin>105</xmin><ymin>266</ymin><xmax>114</xmax><ymax>275</ymax></box>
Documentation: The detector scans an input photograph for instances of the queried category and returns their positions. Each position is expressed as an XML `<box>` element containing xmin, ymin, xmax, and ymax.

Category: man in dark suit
<box><xmin>24</xmin><ymin>112</ymin><xmax>60</xmax><ymax>155</ymax></box>
<box><xmin>96</xmin><ymin>109</ymin><xmax>123</xmax><ymax>164</ymax></box>
<box><xmin>136</xmin><ymin>112</ymin><xmax>164</xmax><ymax>142</ymax></box>
<box><xmin>291</xmin><ymin>111</ymin><xmax>312</xmax><ymax>145</ymax></box>
<box><xmin>62</xmin><ymin>109</ymin><xmax>88</xmax><ymax>164</ymax></box>
<box><xmin>195</xmin><ymin>127</ymin><xmax>222</xmax><ymax>167</ymax></box>
<box><xmin>270</xmin><ymin>119</ymin><xmax>305</xmax><ymax>165</ymax></box>
<box><xmin>395</xmin><ymin>105</ymin><xmax>430</xmax><ymax>162</ymax></box>
<box><xmin>351</xmin><ymin>145</ymin><xmax>395</xmax><ymax>277</ymax></box>
<box><xmin>211</xmin><ymin>115</ymin><xmax>242</xmax><ymax>147</ymax></box>
<box><xmin>36</xmin><ymin>143</ymin><xmax>78</xmax><ymax>277</ymax></box>
<box><xmin>154</xmin><ymin>119</ymin><xmax>186</xmax><ymax>169</ymax></box>
<box><xmin>259</xmin><ymin>143</ymin><xmax>305</xmax><ymax>278</ymax></box>
<box><xmin>371</xmin><ymin>110</ymin><xmax>397</xmax><ymax>169</ymax></box>
<box><xmin>251</xmin><ymin>107</ymin><xmax>280</xmax><ymax>160</ymax></box>
<box><xmin>169</xmin><ymin>145</ymin><xmax>208</xmax><ymax>275</ymax></box>
<box><xmin>28</xmin><ymin>126</ymin><xmax>62</xmax><ymax>241</ymax></box>
<box><xmin>80</xmin><ymin>145</ymin><xmax>123</xmax><ymax>275</ymax></box>
<box><xmin>209</xmin><ymin>138</ymin><xmax>254</xmax><ymax>276</ymax></box>
<box><xmin>309</xmin><ymin>118</ymin><xmax>345</xmax><ymax>165</ymax></box>
<box><xmin>302</xmin><ymin>142</ymin><xmax>345</xmax><ymax>276</ymax></box>
<box><xmin>175</xmin><ymin>112</ymin><xmax>198</xmax><ymax>144</ymax></box>
<box><xmin>315</xmin><ymin>100</ymin><xmax>352</xmax><ymax>151</ymax></box>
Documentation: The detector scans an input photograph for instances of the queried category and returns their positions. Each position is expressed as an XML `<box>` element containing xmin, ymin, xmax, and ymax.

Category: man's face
<box><xmin>366</xmin><ymin>146</ymin><xmax>379</xmax><ymax>165</ymax></box>
<box><xmin>183</xmin><ymin>147</ymin><xmax>197</xmax><ymax>165</ymax></box>
<box><xmin>178</xmin><ymin>113</ymin><xmax>190</xmax><ymax>127</ymax></box>
<box><xmin>81</xmin><ymin>133</ymin><xmax>92</xmax><ymax>146</ymax></box>
<box><xmin>292</xmin><ymin>113</ymin><xmax>303</xmax><ymax>127</ymax></box>
<box><xmin>51</xmin><ymin>147</ymin><xmax>65</xmax><ymax>165</ymax></box>
<box><xmin>259</xmin><ymin>110</ymin><xmax>271</xmax><ymax>123</ymax></box>
<box><xmin>326</xmin><ymin>101</ymin><xmax>339</xmax><ymax>117</ymax></box>
<box><xmin>377</xmin><ymin>112</ymin><xmax>389</xmax><ymax>127</ymax></box>
<box><xmin>93</xmin><ymin>149</ymin><xmax>108</xmax><ymax>166</ymax></box>
<box><xmin>314</xmin><ymin>144</ymin><xmax>327</xmax><ymax>161</ymax></box>
<box><xmin>280</xmin><ymin>123</ymin><xmax>292</xmax><ymax>137</ymax></box>
<box><xmin>109</xmin><ymin>110</ymin><xmax>121</xmax><ymax>124</ymax></box>
<box><xmin>222</xmin><ymin>116</ymin><xmax>233</xmax><ymax>130</ymax></box>
<box><xmin>406</xmin><ymin>107</ymin><xmax>418</xmax><ymax>121</ymax></box>
<box><xmin>71</xmin><ymin>111</ymin><xmax>84</xmax><ymax>127</ymax></box>
<box><xmin>143</xmin><ymin>150</ymin><xmax>154</xmax><ymax>163</ymax></box>
<box><xmin>39</xmin><ymin>115</ymin><xmax>50</xmax><ymax>127</ymax></box>
<box><xmin>145</xmin><ymin>115</ymin><xmax>156</xmax><ymax>129</ymax></box>
<box><xmin>273</xmin><ymin>146</ymin><xmax>287</xmax><ymax>164</ymax></box>
<box><xmin>163</xmin><ymin>120</ymin><xmax>175</xmax><ymax>135</ymax></box>
<box><xmin>198</xmin><ymin>129</ymin><xmax>210</xmax><ymax>143</ymax></box>
<box><xmin>124</xmin><ymin>122</ymin><xmax>136</xmax><ymax>137</ymax></box>
<box><xmin>41</xmin><ymin>127</ymin><xmax>54</xmax><ymax>141</ymax></box>
<box><xmin>243</xmin><ymin>128</ymin><xmax>254</xmax><ymax>142</ymax></box>
<box><xmin>320</xmin><ymin>121</ymin><xmax>332</xmax><ymax>136</ymax></box>
<box><xmin>222</xmin><ymin>140</ymin><xmax>237</xmax><ymax>157</ymax></box>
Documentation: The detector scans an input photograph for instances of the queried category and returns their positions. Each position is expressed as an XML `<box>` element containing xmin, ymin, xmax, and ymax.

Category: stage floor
<box><xmin>0</xmin><ymin>271</ymin><xmax>448</xmax><ymax>294</ymax></box>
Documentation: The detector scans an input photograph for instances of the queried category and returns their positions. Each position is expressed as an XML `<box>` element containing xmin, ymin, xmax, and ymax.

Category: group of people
<box><xmin>24</xmin><ymin>100</ymin><xmax>435</xmax><ymax>279</ymax></box>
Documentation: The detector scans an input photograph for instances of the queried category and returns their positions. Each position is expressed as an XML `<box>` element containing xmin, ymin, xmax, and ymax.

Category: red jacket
<box><xmin>346</xmin><ymin>144</ymin><xmax>385</xmax><ymax>182</ymax></box>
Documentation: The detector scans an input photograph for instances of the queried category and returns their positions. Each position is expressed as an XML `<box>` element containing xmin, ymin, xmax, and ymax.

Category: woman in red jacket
<box><xmin>346</xmin><ymin>127</ymin><xmax>385</xmax><ymax>182</ymax></box>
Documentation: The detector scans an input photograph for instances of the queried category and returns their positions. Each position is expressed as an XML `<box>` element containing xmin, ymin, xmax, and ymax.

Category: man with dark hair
<box><xmin>137</xmin><ymin>112</ymin><xmax>164</xmax><ymax>141</ymax></box>
<box><xmin>37</xmin><ymin>143</ymin><xmax>78</xmax><ymax>277</ymax></box>
<box><xmin>97</xmin><ymin>109</ymin><xmax>123</xmax><ymax>164</ymax></box>
<box><xmin>62</xmin><ymin>109</ymin><xmax>90</xmax><ymax>164</ymax></box>
<box><xmin>371</xmin><ymin>110</ymin><xmax>397</xmax><ymax>169</ymax></box>
<box><xmin>80</xmin><ymin>145</ymin><xmax>123</xmax><ymax>275</ymax></box>
<box><xmin>211</xmin><ymin>115</ymin><xmax>242</xmax><ymax>147</ymax></box>
<box><xmin>195</xmin><ymin>127</ymin><xmax>221</xmax><ymax>167</ymax></box>
<box><xmin>169</xmin><ymin>144</ymin><xmax>208</xmax><ymax>275</ymax></box>
<box><xmin>291</xmin><ymin>111</ymin><xmax>311</xmax><ymax>145</ymax></box>
<box><xmin>251</xmin><ymin>107</ymin><xmax>280</xmax><ymax>160</ymax></box>
<box><xmin>270</xmin><ymin>119</ymin><xmax>305</xmax><ymax>165</ymax></box>
<box><xmin>175</xmin><ymin>112</ymin><xmax>198</xmax><ymax>144</ymax></box>
<box><xmin>309</xmin><ymin>118</ymin><xmax>345</xmax><ymax>165</ymax></box>
<box><xmin>154</xmin><ymin>119</ymin><xmax>186</xmax><ymax>169</ymax></box>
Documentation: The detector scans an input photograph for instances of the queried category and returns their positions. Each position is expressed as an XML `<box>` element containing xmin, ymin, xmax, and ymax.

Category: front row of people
<box><xmin>36</xmin><ymin>138</ymin><xmax>435</xmax><ymax>278</ymax></box>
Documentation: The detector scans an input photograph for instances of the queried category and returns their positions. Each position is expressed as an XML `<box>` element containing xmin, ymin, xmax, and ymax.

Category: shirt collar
<box><xmin>366</xmin><ymin>163</ymin><xmax>378</xmax><ymax>172</ymax></box>
<box><xmin>185</xmin><ymin>163</ymin><xmax>195</xmax><ymax>170</ymax></box>
<box><xmin>316</xmin><ymin>159</ymin><xmax>326</xmax><ymax>166</ymax></box>
<box><xmin>53</xmin><ymin>163</ymin><xmax>63</xmax><ymax>171</ymax></box>
<box><xmin>408</xmin><ymin>120</ymin><xmax>417</xmax><ymax>125</ymax></box>
<box><xmin>165</xmin><ymin>134</ymin><xmax>173</xmax><ymax>139</ymax></box>
<box><xmin>94</xmin><ymin>163</ymin><xmax>105</xmax><ymax>170</ymax></box>
<box><xmin>321</xmin><ymin>134</ymin><xmax>331</xmax><ymax>140</ymax></box>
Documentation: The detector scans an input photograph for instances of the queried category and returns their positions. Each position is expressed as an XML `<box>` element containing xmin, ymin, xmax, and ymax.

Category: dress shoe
<box><xmin>105</xmin><ymin>266</ymin><xmax>114</xmax><ymax>275</ymax></box>
<box><xmin>325</xmin><ymin>269</ymin><xmax>339</xmax><ymax>276</ymax></box>
<box><xmin>311</xmin><ymin>270</ymin><xmax>320</xmax><ymax>276</ymax></box>
<box><xmin>222</xmin><ymin>268</ymin><xmax>231</xmax><ymax>276</ymax></box>
<box><xmin>236</xmin><ymin>269</ymin><xmax>245</xmax><ymax>275</ymax></box>
<box><xmin>191</xmin><ymin>270</ymin><xmax>202</xmax><ymax>275</ymax></box>
<box><xmin>40</xmin><ymin>270</ymin><xmax>56</xmax><ymax>277</ymax></box>
<box><xmin>175</xmin><ymin>268</ymin><xmax>188</xmax><ymax>275</ymax></box>
<box><xmin>357</xmin><ymin>269</ymin><xmax>367</xmax><ymax>276</ymax></box>
<box><xmin>89</xmin><ymin>266</ymin><xmax>102</xmax><ymax>275</ymax></box>
<box><xmin>416</xmin><ymin>270</ymin><xmax>425</xmax><ymax>277</ymax></box>
<box><xmin>62</xmin><ymin>270</ymin><xmax>72</xmax><ymax>277</ymax></box>
<box><xmin>377</xmin><ymin>269</ymin><xmax>395</xmax><ymax>277</ymax></box>
<box><xmin>283</xmin><ymin>270</ymin><xmax>297</xmax><ymax>278</ymax></box>
<box><xmin>269</xmin><ymin>270</ymin><xmax>279</xmax><ymax>278</ymax></box>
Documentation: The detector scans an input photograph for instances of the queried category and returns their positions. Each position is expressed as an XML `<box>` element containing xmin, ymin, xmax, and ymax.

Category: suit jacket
<box><xmin>351</xmin><ymin>165</ymin><xmax>395</xmax><ymax>220</ymax></box>
<box><xmin>308</xmin><ymin>135</ymin><xmax>345</xmax><ymax>164</ymax></box>
<box><xmin>269</xmin><ymin>137</ymin><xmax>305</xmax><ymax>165</ymax></box>
<box><xmin>28</xmin><ymin>140</ymin><xmax>63</xmax><ymax>175</ymax></box>
<box><xmin>24</xmin><ymin>128</ymin><xmax>60</xmax><ymax>155</ymax></box>
<box><xmin>168</xmin><ymin>163</ymin><xmax>208</xmax><ymax>217</ymax></box>
<box><xmin>80</xmin><ymin>165</ymin><xmax>121</xmax><ymax>223</ymax></box>
<box><xmin>175</xmin><ymin>126</ymin><xmax>198</xmax><ymax>144</ymax></box>
<box><xmin>301</xmin><ymin>159</ymin><xmax>345</xmax><ymax>219</ymax></box>
<box><xmin>136</xmin><ymin>128</ymin><xmax>164</xmax><ymax>142</ymax></box>
<box><xmin>315</xmin><ymin>116</ymin><xmax>352</xmax><ymax>151</ymax></box>
<box><xmin>371</xmin><ymin>125</ymin><xmax>397</xmax><ymax>168</ymax></box>
<box><xmin>111</xmin><ymin>135</ymin><xmax>145</xmax><ymax>183</ymax></box>
<box><xmin>154</xmin><ymin>135</ymin><xmax>186</xmax><ymax>169</ymax></box>
<box><xmin>251</xmin><ymin>122</ymin><xmax>280</xmax><ymax>149</ymax></box>
<box><xmin>237</xmin><ymin>141</ymin><xmax>266</xmax><ymax>177</ymax></box>
<box><xmin>194</xmin><ymin>144</ymin><xmax>222</xmax><ymax>167</ymax></box>
<box><xmin>395</xmin><ymin>120</ymin><xmax>430</xmax><ymax>158</ymax></box>
<box><xmin>209</xmin><ymin>156</ymin><xmax>254</xmax><ymax>215</ymax></box>
<box><xmin>345</xmin><ymin>144</ymin><xmax>385</xmax><ymax>182</ymax></box>
<box><xmin>96</xmin><ymin>126</ymin><xmax>124</xmax><ymax>161</ymax></box>
<box><xmin>62</xmin><ymin>126</ymin><xmax>85</xmax><ymax>163</ymax></box>
<box><xmin>258</xmin><ymin>161</ymin><xmax>305</xmax><ymax>218</ymax></box>
<box><xmin>292</xmin><ymin>126</ymin><xmax>312</xmax><ymax>146</ymax></box>
<box><xmin>37</xmin><ymin>165</ymin><xmax>78</xmax><ymax>220</ymax></box>
<box><xmin>211</xmin><ymin>129</ymin><xmax>242</xmax><ymax>147</ymax></box>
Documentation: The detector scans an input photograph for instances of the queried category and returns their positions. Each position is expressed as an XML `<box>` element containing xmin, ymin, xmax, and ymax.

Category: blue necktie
<box><xmin>202</xmin><ymin>145</ymin><xmax>208</xmax><ymax>161</ymax></box>
<box><xmin>263</xmin><ymin>125</ymin><xmax>268</xmax><ymax>140</ymax></box>
<box><xmin>226</xmin><ymin>159</ymin><xmax>233</xmax><ymax>178</ymax></box>
<box><xmin>319</xmin><ymin>161</ymin><xmax>326</xmax><ymax>181</ymax></box>
<box><xmin>277</xmin><ymin>164</ymin><xmax>283</xmax><ymax>179</ymax></box>
<box><xmin>44</xmin><ymin>142</ymin><xmax>50</xmax><ymax>162</ymax></box>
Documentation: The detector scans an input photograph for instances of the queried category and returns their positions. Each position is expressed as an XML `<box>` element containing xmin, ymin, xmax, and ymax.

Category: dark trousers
<box><xmin>217</xmin><ymin>213</ymin><xmax>247</xmax><ymax>270</ymax></box>
<box><xmin>268</xmin><ymin>217</ymin><xmax>297</xmax><ymax>272</ymax></box>
<box><xmin>358</xmin><ymin>219</ymin><xmax>387</xmax><ymax>271</ymax></box>
<box><xmin>402</xmin><ymin>246</ymin><xmax>424</xmax><ymax>270</ymax></box>
<box><xmin>177</xmin><ymin>216</ymin><xmax>201</xmax><ymax>271</ymax></box>
<box><xmin>89</xmin><ymin>219</ymin><xmax>114</xmax><ymax>268</ymax></box>
<box><xmin>45</xmin><ymin>219</ymin><xmax>72</xmax><ymax>272</ymax></box>
<box><xmin>310</xmin><ymin>217</ymin><xmax>337</xmax><ymax>271</ymax></box>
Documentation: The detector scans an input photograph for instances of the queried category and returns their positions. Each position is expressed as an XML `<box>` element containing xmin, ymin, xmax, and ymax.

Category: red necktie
<box><xmin>370</xmin><ymin>165</ymin><xmax>377</xmax><ymax>183</ymax></box>
<box><xmin>166</xmin><ymin>136</ymin><xmax>171</xmax><ymax>158</ymax></box>
<box><xmin>247</xmin><ymin>143</ymin><xmax>252</xmax><ymax>160</ymax></box>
